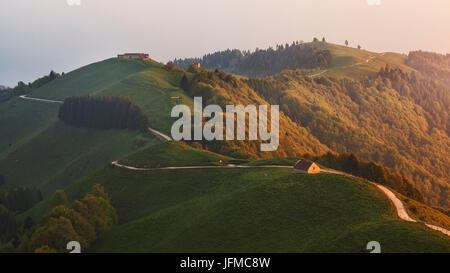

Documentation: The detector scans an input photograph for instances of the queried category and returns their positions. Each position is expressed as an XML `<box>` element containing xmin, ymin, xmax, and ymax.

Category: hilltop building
<box><xmin>118</xmin><ymin>53</ymin><xmax>149</xmax><ymax>60</ymax></box>
<box><xmin>293</xmin><ymin>160</ymin><xmax>320</xmax><ymax>174</ymax></box>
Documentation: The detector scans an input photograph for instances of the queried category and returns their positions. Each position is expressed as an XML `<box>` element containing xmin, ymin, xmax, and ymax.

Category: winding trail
<box><xmin>375</xmin><ymin>184</ymin><xmax>449</xmax><ymax>236</ymax></box>
<box><xmin>19</xmin><ymin>94</ymin><xmax>63</xmax><ymax>104</ymax></box>
<box><xmin>148</xmin><ymin>127</ymin><xmax>172</xmax><ymax>141</ymax></box>
<box><xmin>111</xmin><ymin>160</ymin><xmax>450</xmax><ymax>237</ymax></box>
<box><xmin>19</xmin><ymin>93</ymin><xmax>450</xmax><ymax>238</ymax></box>
<box><xmin>373</xmin><ymin>184</ymin><xmax>416</xmax><ymax>222</ymax></box>
<box><xmin>111</xmin><ymin>161</ymin><xmax>292</xmax><ymax>171</ymax></box>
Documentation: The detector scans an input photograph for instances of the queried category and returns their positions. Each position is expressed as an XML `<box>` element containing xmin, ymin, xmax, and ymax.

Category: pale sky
<box><xmin>1</xmin><ymin>0</ymin><xmax>449</xmax><ymax>87</ymax></box>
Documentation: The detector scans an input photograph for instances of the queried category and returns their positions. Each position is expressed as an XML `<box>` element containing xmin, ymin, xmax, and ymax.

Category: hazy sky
<box><xmin>1</xmin><ymin>0</ymin><xmax>450</xmax><ymax>87</ymax></box>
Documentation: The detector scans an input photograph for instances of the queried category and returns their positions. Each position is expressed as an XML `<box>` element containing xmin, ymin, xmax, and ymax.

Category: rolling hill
<box><xmin>60</xmin><ymin>143</ymin><xmax>449</xmax><ymax>253</ymax></box>
<box><xmin>0</xmin><ymin>59</ymin><xmax>173</xmax><ymax>197</ymax></box>
<box><xmin>0</xmin><ymin>56</ymin><xmax>330</xmax><ymax>194</ymax></box>
<box><xmin>1</xmin><ymin>42</ymin><xmax>449</xmax><ymax>252</ymax></box>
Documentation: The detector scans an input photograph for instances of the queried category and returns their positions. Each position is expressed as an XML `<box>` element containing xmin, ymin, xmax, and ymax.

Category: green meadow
<box><xmin>65</xmin><ymin>166</ymin><xmax>450</xmax><ymax>253</ymax></box>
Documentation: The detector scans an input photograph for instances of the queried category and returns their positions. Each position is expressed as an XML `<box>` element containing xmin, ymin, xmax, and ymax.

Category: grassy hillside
<box><xmin>0</xmin><ymin>121</ymin><xmax>157</xmax><ymax>196</ymax></box>
<box><xmin>308</xmin><ymin>41</ymin><xmax>416</xmax><ymax>79</ymax></box>
<box><xmin>18</xmin><ymin>139</ymin><xmax>447</xmax><ymax>253</ymax></box>
<box><xmin>91</xmin><ymin>68</ymin><xmax>192</xmax><ymax>135</ymax></box>
<box><xmin>30</xmin><ymin>58</ymin><xmax>156</xmax><ymax>100</ymax></box>
<box><xmin>0</xmin><ymin>98</ymin><xmax>59</xmax><ymax>159</ymax></box>
<box><xmin>118</xmin><ymin>142</ymin><xmax>235</xmax><ymax>168</ymax></box>
<box><xmin>31</xmin><ymin>57</ymin><xmax>192</xmax><ymax>135</ymax></box>
<box><xmin>64</xmin><ymin>165</ymin><xmax>449</xmax><ymax>253</ymax></box>
<box><xmin>0</xmin><ymin>57</ymin><xmax>189</xmax><ymax>193</ymax></box>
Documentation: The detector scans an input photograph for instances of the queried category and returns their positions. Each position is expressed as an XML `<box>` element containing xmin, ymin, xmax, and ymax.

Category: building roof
<box><xmin>121</xmin><ymin>53</ymin><xmax>148</xmax><ymax>56</ymax></box>
<box><xmin>118</xmin><ymin>53</ymin><xmax>149</xmax><ymax>57</ymax></box>
<box><xmin>294</xmin><ymin>160</ymin><xmax>314</xmax><ymax>171</ymax></box>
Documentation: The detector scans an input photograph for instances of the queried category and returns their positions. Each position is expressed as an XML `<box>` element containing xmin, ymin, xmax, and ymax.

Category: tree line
<box><xmin>0</xmin><ymin>71</ymin><xmax>61</xmax><ymax>102</ymax></box>
<box><xmin>174</xmin><ymin>40</ymin><xmax>332</xmax><ymax>78</ymax></box>
<box><xmin>59</xmin><ymin>95</ymin><xmax>149</xmax><ymax>132</ymax></box>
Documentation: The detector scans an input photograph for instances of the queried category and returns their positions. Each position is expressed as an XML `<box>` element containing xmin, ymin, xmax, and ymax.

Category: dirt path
<box><xmin>425</xmin><ymin>224</ymin><xmax>450</xmax><ymax>236</ymax></box>
<box><xmin>322</xmin><ymin>169</ymin><xmax>449</xmax><ymax>236</ymax></box>
<box><xmin>373</xmin><ymin>184</ymin><xmax>416</xmax><ymax>222</ymax></box>
<box><xmin>375</xmin><ymin>184</ymin><xmax>450</xmax><ymax>236</ymax></box>
<box><xmin>19</xmin><ymin>95</ymin><xmax>63</xmax><ymax>104</ymax></box>
<box><xmin>111</xmin><ymin>161</ymin><xmax>292</xmax><ymax>171</ymax></box>
<box><xmin>148</xmin><ymin>127</ymin><xmax>172</xmax><ymax>141</ymax></box>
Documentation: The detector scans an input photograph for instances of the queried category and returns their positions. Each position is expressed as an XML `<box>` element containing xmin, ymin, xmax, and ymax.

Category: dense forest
<box><xmin>406</xmin><ymin>51</ymin><xmax>450</xmax><ymax>87</ymax></box>
<box><xmin>303</xmin><ymin>152</ymin><xmax>425</xmax><ymax>203</ymax></box>
<box><xmin>245</xmin><ymin>67</ymin><xmax>449</xmax><ymax>208</ymax></box>
<box><xmin>0</xmin><ymin>185</ymin><xmax>117</xmax><ymax>253</ymax></box>
<box><xmin>174</xmin><ymin>42</ymin><xmax>332</xmax><ymax>77</ymax></box>
<box><xmin>180</xmin><ymin>69</ymin><xmax>329</xmax><ymax>159</ymax></box>
<box><xmin>59</xmin><ymin>95</ymin><xmax>149</xmax><ymax>132</ymax></box>
<box><xmin>0</xmin><ymin>71</ymin><xmax>61</xmax><ymax>102</ymax></box>
<box><xmin>376</xmin><ymin>65</ymin><xmax>449</xmax><ymax>135</ymax></box>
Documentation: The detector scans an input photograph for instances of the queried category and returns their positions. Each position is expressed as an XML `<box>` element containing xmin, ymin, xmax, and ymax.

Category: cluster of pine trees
<box><xmin>0</xmin><ymin>185</ymin><xmax>118</xmax><ymax>253</ymax></box>
<box><xmin>0</xmin><ymin>205</ymin><xmax>19</xmax><ymax>242</ymax></box>
<box><xmin>59</xmin><ymin>95</ymin><xmax>149</xmax><ymax>132</ymax></box>
<box><xmin>0</xmin><ymin>187</ymin><xmax>43</xmax><ymax>213</ymax></box>
<box><xmin>303</xmin><ymin>152</ymin><xmax>425</xmax><ymax>203</ymax></box>
<box><xmin>0</xmin><ymin>182</ymin><xmax>42</xmax><ymax>244</ymax></box>
<box><xmin>174</xmin><ymin>41</ymin><xmax>332</xmax><ymax>77</ymax></box>
<box><xmin>0</xmin><ymin>71</ymin><xmax>61</xmax><ymax>102</ymax></box>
